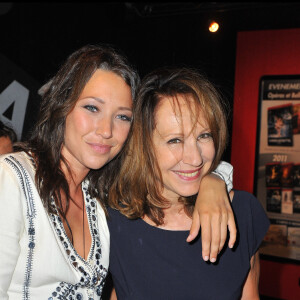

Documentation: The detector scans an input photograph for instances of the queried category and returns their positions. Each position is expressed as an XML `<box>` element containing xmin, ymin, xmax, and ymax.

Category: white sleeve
<box><xmin>0</xmin><ymin>160</ymin><xmax>24</xmax><ymax>298</ymax></box>
<box><xmin>212</xmin><ymin>161</ymin><xmax>233</xmax><ymax>193</ymax></box>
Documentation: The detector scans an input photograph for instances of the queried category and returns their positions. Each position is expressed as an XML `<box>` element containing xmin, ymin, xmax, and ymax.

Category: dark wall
<box><xmin>1</xmin><ymin>2</ymin><xmax>300</xmax><ymax>160</ymax></box>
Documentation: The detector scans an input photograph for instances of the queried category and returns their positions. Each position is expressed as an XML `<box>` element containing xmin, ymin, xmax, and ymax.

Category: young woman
<box><xmin>0</xmin><ymin>45</ymin><xmax>234</xmax><ymax>299</ymax></box>
<box><xmin>108</xmin><ymin>67</ymin><xmax>270</xmax><ymax>299</ymax></box>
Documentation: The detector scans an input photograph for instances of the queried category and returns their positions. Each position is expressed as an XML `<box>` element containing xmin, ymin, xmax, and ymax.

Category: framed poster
<box><xmin>254</xmin><ymin>75</ymin><xmax>300</xmax><ymax>261</ymax></box>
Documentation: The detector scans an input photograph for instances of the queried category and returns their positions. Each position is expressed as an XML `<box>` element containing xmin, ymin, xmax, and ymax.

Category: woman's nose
<box><xmin>182</xmin><ymin>142</ymin><xmax>203</xmax><ymax>167</ymax></box>
<box><xmin>95</xmin><ymin>117</ymin><xmax>113</xmax><ymax>139</ymax></box>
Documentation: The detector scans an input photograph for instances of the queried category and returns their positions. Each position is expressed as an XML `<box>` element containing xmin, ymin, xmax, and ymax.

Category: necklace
<box><xmin>82</xmin><ymin>196</ymin><xmax>86</xmax><ymax>260</ymax></box>
<box><xmin>69</xmin><ymin>195</ymin><xmax>86</xmax><ymax>260</ymax></box>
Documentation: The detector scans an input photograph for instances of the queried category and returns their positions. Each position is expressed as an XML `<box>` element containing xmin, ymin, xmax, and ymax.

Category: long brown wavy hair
<box><xmin>16</xmin><ymin>44</ymin><xmax>140</xmax><ymax>217</ymax></box>
<box><xmin>109</xmin><ymin>67</ymin><xmax>228</xmax><ymax>225</ymax></box>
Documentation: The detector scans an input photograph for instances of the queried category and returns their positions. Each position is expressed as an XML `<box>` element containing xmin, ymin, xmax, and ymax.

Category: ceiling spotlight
<box><xmin>209</xmin><ymin>21</ymin><xmax>219</xmax><ymax>33</ymax></box>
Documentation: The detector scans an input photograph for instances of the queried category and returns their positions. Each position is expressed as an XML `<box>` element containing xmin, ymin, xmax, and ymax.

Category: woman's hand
<box><xmin>186</xmin><ymin>173</ymin><xmax>237</xmax><ymax>262</ymax></box>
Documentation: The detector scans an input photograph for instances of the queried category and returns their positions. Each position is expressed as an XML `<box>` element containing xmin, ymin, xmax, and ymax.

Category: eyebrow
<box><xmin>165</xmin><ymin>132</ymin><xmax>183</xmax><ymax>136</ymax></box>
<box><xmin>157</xmin><ymin>132</ymin><xmax>184</xmax><ymax>138</ymax></box>
<box><xmin>90</xmin><ymin>96</ymin><xmax>105</xmax><ymax>103</ymax></box>
<box><xmin>157</xmin><ymin>128</ymin><xmax>211</xmax><ymax>138</ymax></box>
<box><xmin>87</xmin><ymin>96</ymin><xmax>132</xmax><ymax>111</ymax></box>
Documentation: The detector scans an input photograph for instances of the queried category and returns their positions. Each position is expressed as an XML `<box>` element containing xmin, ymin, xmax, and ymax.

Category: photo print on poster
<box><xmin>268</xmin><ymin>103</ymin><xmax>293</xmax><ymax>146</ymax></box>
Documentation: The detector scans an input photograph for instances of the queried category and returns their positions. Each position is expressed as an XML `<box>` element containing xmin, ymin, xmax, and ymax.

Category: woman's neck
<box><xmin>143</xmin><ymin>201</ymin><xmax>192</xmax><ymax>231</ymax></box>
<box><xmin>61</xmin><ymin>161</ymin><xmax>88</xmax><ymax>190</ymax></box>
<box><xmin>162</xmin><ymin>203</ymin><xmax>192</xmax><ymax>230</ymax></box>
<box><xmin>60</xmin><ymin>161</ymin><xmax>88</xmax><ymax>210</ymax></box>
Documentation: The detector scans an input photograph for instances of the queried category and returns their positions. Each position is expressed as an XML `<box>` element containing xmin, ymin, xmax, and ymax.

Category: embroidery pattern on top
<box><xmin>48</xmin><ymin>180</ymin><xmax>107</xmax><ymax>299</ymax></box>
<box><xmin>4</xmin><ymin>155</ymin><xmax>36</xmax><ymax>300</ymax></box>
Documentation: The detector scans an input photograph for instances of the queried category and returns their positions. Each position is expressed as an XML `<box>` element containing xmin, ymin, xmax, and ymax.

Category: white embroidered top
<box><xmin>0</xmin><ymin>152</ymin><xmax>110</xmax><ymax>300</ymax></box>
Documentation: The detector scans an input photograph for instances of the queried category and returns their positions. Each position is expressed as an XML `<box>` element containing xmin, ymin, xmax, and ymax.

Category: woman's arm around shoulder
<box><xmin>0</xmin><ymin>158</ymin><xmax>24</xmax><ymax>298</ymax></box>
<box><xmin>187</xmin><ymin>161</ymin><xmax>237</xmax><ymax>263</ymax></box>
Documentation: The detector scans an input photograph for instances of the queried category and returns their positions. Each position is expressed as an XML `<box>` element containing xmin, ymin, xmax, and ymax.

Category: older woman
<box><xmin>108</xmin><ymin>67</ymin><xmax>270</xmax><ymax>299</ymax></box>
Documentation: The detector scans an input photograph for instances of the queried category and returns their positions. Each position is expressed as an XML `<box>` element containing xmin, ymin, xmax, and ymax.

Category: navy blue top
<box><xmin>107</xmin><ymin>190</ymin><xmax>270</xmax><ymax>300</ymax></box>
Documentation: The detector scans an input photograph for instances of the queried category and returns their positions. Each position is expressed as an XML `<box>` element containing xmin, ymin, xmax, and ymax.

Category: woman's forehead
<box><xmin>155</xmin><ymin>95</ymin><xmax>203</xmax><ymax>118</ymax></box>
<box><xmin>154</xmin><ymin>95</ymin><xmax>208</xmax><ymax>130</ymax></box>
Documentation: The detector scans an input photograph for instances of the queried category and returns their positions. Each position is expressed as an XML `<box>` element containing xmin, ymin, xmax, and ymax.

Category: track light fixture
<box><xmin>209</xmin><ymin>21</ymin><xmax>219</xmax><ymax>33</ymax></box>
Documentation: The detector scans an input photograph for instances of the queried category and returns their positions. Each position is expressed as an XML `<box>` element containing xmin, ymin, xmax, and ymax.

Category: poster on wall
<box><xmin>255</xmin><ymin>75</ymin><xmax>300</xmax><ymax>261</ymax></box>
<box><xmin>0</xmin><ymin>52</ymin><xmax>40</xmax><ymax>141</ymax></box>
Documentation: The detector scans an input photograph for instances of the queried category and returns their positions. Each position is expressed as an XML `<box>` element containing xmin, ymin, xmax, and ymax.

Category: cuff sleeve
<box><xmin>212</xmin><ymin>161</ymin><xmax>233</xmax><ymax>193</ymax></box>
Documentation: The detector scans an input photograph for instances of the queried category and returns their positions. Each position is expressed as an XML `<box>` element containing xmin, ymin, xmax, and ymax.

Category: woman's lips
<box><xmin>173</xmin><ymin>169</ymin><xmax>202</xmax><ymax>181</ymax></box>
<box><xmin>87</xmin><ymin>142</ymin><xmax>113</xmax><ymax>154</ymax></box>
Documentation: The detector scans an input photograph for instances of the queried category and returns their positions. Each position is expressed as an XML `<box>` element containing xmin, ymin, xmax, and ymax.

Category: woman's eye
<box><xmin>167</xmin><ymin>138</ymin><xmax>182</xmax><ymax>144</ymax></box>
<box><xmin>198</xmin><ymin>132</ymin><xmax>213</xmax><ymax>141</ymax></box>
<box><xmin>117</xmin><ymin>114</ymin><xmax>132</xmax><ymax>122</ymax></box>
<box><xmin>84</xmin><ymin>105</ymin><xmax>98</xmax><ymax>112</ymax></box>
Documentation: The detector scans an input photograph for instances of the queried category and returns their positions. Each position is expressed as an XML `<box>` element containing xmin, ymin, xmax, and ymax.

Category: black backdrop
<box><xmin>1</xmin><ymin>2</ymin><xmax>300</xmax><ymax>162</ymax></box>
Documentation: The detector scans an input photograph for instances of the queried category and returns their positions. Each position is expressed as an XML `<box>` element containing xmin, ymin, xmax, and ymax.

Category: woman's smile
<box><xmin>172</xmin><ymin>168</ymin><xmax>202</xmax><ymax>180</ymax></box>
<box><xmin>86</xmin><ymin>142</ymin><xmax>113</xmax><ymax>154</ymax></box>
